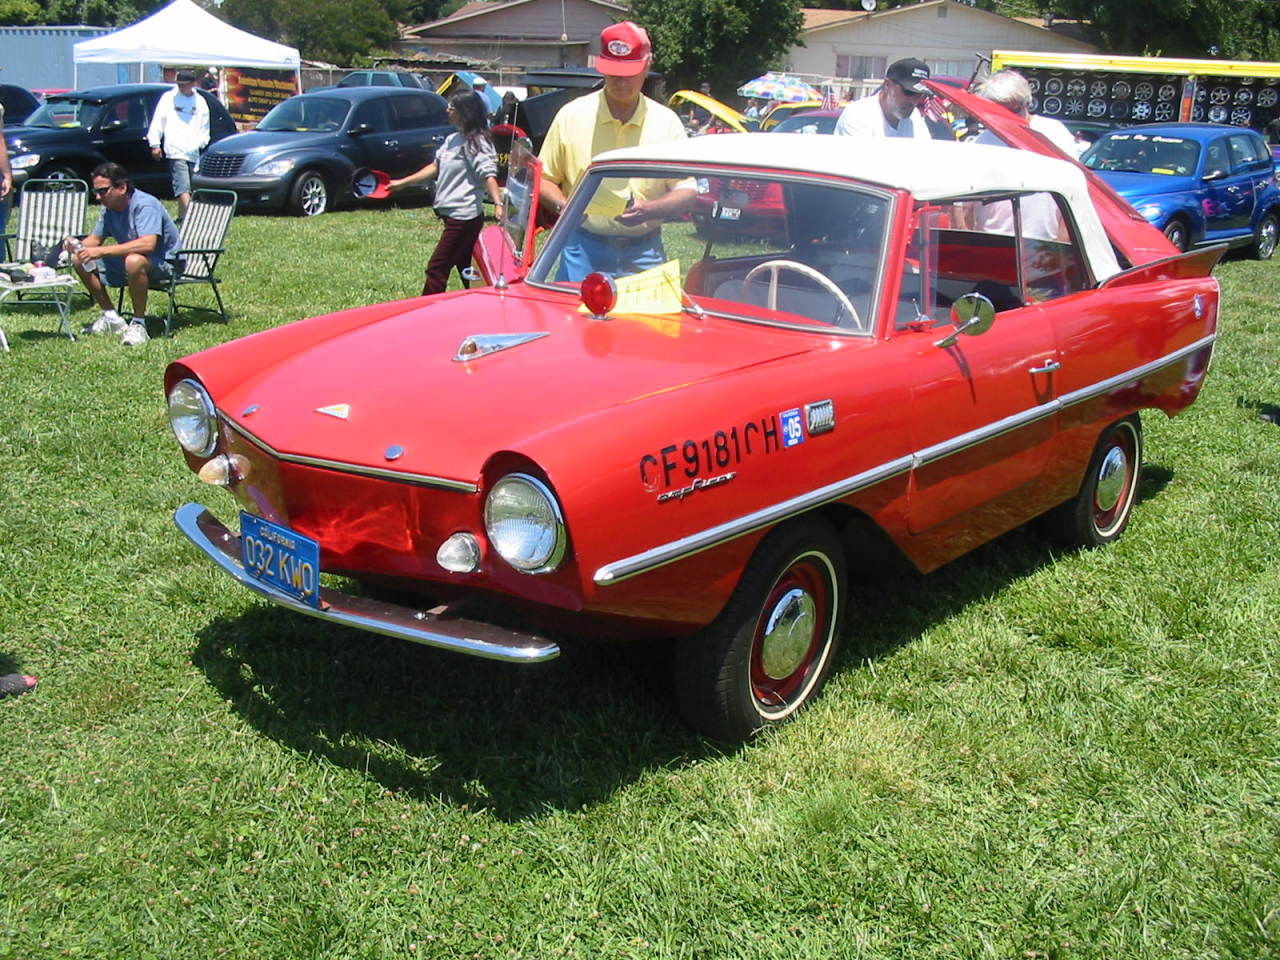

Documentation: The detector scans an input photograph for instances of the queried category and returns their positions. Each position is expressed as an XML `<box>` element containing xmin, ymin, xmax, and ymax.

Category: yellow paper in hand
<box><xmin>579</xmin><ymin>259</ymin><xmax>684</xmax><ymax>316</ymax></box>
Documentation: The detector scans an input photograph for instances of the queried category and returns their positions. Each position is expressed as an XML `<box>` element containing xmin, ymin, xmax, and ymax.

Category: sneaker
<box><xmin>85</xmin><ymin>310</ymin><xmax>125</xmax><ymax>336</ymax></box>
<box><xmin>121</xmin><ymin>321</ymin><xmax>150</xmax><ymax>346</ymax></box>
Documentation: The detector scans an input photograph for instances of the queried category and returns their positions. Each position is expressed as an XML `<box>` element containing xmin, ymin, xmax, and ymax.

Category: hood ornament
<box><xmin>315</xmin><ymin>403</ymin><xmax>351</xmax><ymax>420</ymax></box>
<box><xmin>453</xmin><ymin>331</ymin><xmax>549</xmax><ymax>362</ymax></box>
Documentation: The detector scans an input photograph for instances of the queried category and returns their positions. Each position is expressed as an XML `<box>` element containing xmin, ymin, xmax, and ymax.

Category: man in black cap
<box><xmin>835</xmin><ymin>57</ymin><xmax>933</xmax><ymax>139</ymax></box>
<box><xmin>146</xmin><ymin>69</ymin><xmax>210</xmax><ymax>220</ymax></box>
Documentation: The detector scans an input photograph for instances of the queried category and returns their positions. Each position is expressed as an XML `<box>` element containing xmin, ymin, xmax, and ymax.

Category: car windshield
<box><xmin>773</xmin><ymin>115</ymin><xmax>837</xmax><ymax>135</ymax></box>
<box><xmin>258</xmin><ymin>97</ymin><xmax>349</xmax><ymax>132</ymax></box>
<box><xmin>24</xmin><ymin>97</ymin><xmax>104</xmax><ymax>129</ymax></box>
<box><xmin>1083</xmin><ymin>133</ymin><xmax>1199</xmax><ymax>176</ymax></box>
<box><xmin>529</xmin><ymin>168</ymin><xmax>892</xmax><ymax>335</ymax></box>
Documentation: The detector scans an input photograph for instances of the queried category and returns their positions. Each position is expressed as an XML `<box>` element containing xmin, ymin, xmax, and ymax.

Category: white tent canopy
<box><xmin>73</xmin><ymin>0</ymin><xmax>299</xmax><ymax>84</ymax></box>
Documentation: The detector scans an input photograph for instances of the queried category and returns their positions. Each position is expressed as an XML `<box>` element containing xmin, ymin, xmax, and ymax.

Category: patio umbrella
<box><xmin>736</xmin><ymin>72</ymin><xmax>821</xmax><ymax>103</ymax></box>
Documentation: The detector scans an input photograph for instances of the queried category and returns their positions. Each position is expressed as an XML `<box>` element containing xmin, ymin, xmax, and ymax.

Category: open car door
<box><xmin>473</xmin><ymin>138</ymin><xmax>542</xmax><ymax>286</ymax></box>
<box><xmin>928</xmin><ymin>81</ymin><xmax>1176</xmax><ymax>267</ymax></box>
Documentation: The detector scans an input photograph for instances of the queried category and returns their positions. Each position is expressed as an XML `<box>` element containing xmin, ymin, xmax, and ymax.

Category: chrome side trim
<box><xmin>595</xmin><ymin>333</ymin><xmax>1216</xmax><ymax>586</ymax></box>
<box><xmin>593</xmin><ymin>456</ymin><xmax>913</xmax><ymax>585</ymax></box>
<box><xmin>222</xmin><ymin>417</ymin><xmax>478</xmax><ymax>493</ymax></box>
<box><xmin>175</xmin><ymin>503</ymin><xmax>559</xmax><ymax>663</ymax></box>
<box><xmin>1057</xmin><ymin>333</ymin><xmax>1215</xmax><ymax>409</ymax></box>
<box><xmin>912</xmin><ymin>400</ymin><xmax>1059</xmax><ymax>468</ymax></box>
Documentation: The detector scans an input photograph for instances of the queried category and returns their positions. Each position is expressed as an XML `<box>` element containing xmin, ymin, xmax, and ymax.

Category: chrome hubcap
<box><xmin>1261</xmin><ymin>220</ymin><xmax>1277</xmax><ymax>258</ymax></box>
<box><xmin>759</xmin><ymin>587</ymin><xmax>816</xmax><ymax>680</ymax></box>
<box><xmin>1095</xmin><ymin>445</ymin><xmax>1129</xmax><ymax>513</ymax></box>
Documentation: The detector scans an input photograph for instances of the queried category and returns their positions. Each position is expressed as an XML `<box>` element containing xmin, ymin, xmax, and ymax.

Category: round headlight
<box><xmin>484</xmin><ymin>473</ymin><xmax>566</xmax><ymax>573</ymax></box>
<box><xmin>167</xmin><ymin>378</ymin><xmax>219</xmax><ymax>457</ymax></box>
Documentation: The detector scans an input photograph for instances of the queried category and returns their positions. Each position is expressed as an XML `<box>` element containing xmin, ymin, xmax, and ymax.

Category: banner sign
<box><xmin>225</xmin><ymin>67</ymin><xmax>298</xmax><ymax>128</ymax></box>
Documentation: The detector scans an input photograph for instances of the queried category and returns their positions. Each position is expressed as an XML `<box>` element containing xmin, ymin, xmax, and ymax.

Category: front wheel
<box><xmin>289</xmin><ymin>171</ymin><xmax>329</xmax><ymax>216</ymax></box>
<box><xmin>1252</xmin><ymin>211</ymin><xmax>1278</xmax><ymax>261</ymax></box>
<box><xmin>673</xmin><ymin>519</ymin><xmax>846</xmax><ymax>742</ymax></box>
<box><xmin>1163</xmin><ymin>217</ymin><xmax>1188</xmax><ymax>252</ymax></box>
<box><xmin>38</xmin><ymin>163</ymin><xmax>82</xmax><ymax>182</ymax></box>
<box><xmin>1042</xmin><ymin>415</ymin><xmax>1143</xmax><ymax>548</ymax></box>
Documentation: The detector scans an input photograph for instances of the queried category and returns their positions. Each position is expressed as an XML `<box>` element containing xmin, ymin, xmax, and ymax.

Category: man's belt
<box><xmin>582</xmin><ymin>229</ymin><xmax>661</xmax><ymax>248</ymax></box>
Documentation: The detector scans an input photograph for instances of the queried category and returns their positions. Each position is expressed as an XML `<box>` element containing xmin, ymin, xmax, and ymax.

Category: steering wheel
<box><xmin>742</xmin><ymin>259</ymin><xmax>861</xmax><ymax>331</ymax></box>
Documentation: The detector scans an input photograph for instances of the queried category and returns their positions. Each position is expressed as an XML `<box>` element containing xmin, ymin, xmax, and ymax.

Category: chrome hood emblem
<box><xmin>453</xmin><ymin>331</ymin><xmax>549</xmax><ymax>362</ymax></box>
<box><xmin>315</xmin><ymin>403</ymin><xmax>351</xmax><ymax>420</ymax></box>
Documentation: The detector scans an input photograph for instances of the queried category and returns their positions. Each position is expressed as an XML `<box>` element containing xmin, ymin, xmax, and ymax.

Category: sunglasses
<box><xmin>93</xmin><ymin>185</ymin><xmax>116</xmax><ymax>196</ymax></box>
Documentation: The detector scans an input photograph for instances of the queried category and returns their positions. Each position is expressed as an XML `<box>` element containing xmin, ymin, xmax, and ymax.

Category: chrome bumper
<box><xmin>174</xmin><ymin>503</ymin><xmax>560</xmax><ymax>663</ymax></box>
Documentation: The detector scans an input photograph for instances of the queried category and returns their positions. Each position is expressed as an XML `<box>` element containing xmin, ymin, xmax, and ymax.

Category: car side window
<box><xmin>349</xmin><ymin>98</ymin><xmax>390</xmax><ymax>133</ymax></box>
<box><xmin>909</xmin><ymin>192</ymin><xmax>1090</xmax><ymax>325</ymax></box>
<box><xmin>1227</xmin><ymin>133</ymin><xmax>1265</xmax><ymax>170</ymax></box>
<box><xmin>1205</xmin><ymin>140</ymin><xmax>1230</xmax><ymax>176</ymax></box>
<box><xmin>390</xmin><ymin>93</ymin><xmax>447</xmax><ymax>130</ymax></box>
<box><xmin>371</xmin><ymin>73</ymin><xmax>395</xmax><ymax>87</ymax></box>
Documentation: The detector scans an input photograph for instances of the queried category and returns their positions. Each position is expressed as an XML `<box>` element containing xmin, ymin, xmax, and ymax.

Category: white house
<box><xmin>398</xmin><ymin>0</ymin><xmax>628</xmax><ymax>76</ymax></box>
<box><xmin>789</xmin><ymin>1</ymin><xmax>1097</xmax><ymax>86</ymax></box>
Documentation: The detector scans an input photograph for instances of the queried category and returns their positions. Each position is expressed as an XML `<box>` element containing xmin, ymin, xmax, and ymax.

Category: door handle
<box><xmin>1029</xmin><ymin>359</ymin><xmax>1060</xmax><ymax>375</ymax></box>
<box><xmin>383</xmin><ymin>139</ymin><xmax>399</xmax><ymax>148</ymax></box>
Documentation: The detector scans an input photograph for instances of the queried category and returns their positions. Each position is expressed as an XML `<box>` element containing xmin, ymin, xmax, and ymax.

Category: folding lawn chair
<box><xmin>0</xmin><ymin>178</ymin><xmax>89</xmax><ymax>346</ymax></box>
<box><xmin>116</xmin><ymin>188</ymin><xmax>237</xmax><ymax>336</ymax></box>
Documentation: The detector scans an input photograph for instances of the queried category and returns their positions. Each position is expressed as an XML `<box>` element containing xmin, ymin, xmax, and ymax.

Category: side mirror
<box><xmin>1202</xmin><ymin>167</ymin><xmax>1228</xmax><ymax>181</ymax></box>
<box><xmin>935</xmin><ymin>292</ymin><xmax>995</xmax><ymax>348</ymax></box>
<box><xmin>100</xmin><ymin>118</ymin><xmax>126</xmax><ymax>132</ymax></box>
<box><xmin>348</xmin><ymin>122</ymin><xmax>373</xmax><ymax>136</ymax></box>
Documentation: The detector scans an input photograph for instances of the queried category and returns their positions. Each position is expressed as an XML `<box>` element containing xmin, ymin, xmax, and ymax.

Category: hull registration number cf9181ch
<box><xmin>240</xmin><ymin>512</ymin><xmax>321</xmax><ymax>608</ymax></box>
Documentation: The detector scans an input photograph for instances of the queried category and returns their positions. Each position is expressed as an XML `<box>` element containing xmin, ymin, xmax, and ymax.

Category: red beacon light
<box><xmin>580</xmin><ymin>272</ymin><xmax>617</xmax><ymax>319</ymax></box>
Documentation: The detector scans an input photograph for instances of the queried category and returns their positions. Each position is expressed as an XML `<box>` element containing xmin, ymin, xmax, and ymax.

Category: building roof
<box><xmin>406</xmin><ymin>0</ymin><xmax>627</xmax><ymax>37</ymax></box>
<box><xmin>801</xmin><ymin>1</ymin><xmax>1082</xmax><ymax>37</ymax></box>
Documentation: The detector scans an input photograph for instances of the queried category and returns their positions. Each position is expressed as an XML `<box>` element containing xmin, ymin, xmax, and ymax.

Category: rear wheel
<box><xmin>1043</xmin><ymin>416</ymin><xmax>1143</xmax><ymax>548</ymax></box>
<box><xmin>1252</xmin><ymin>211</ymin><xmax>1278</xmax><ymax>260</ymax></box>
<box><xmin>673</xmin><ymin>519</ymin><xmax>846</xmax><ymax>742</ymax></box>
<box><xmin>1162</xmin><ymin>217</ymin><xmax>1189</xmax><ymax>252</ymax></box>
<box><xmin>289</xmin><ymin>171</ymin><xmax>329</xmax><ymax>216</ymax></box>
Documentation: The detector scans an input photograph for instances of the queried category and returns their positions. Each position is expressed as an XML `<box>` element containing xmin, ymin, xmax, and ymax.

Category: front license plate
<box><xmin>240</xmin><ymin>512</ymin><xmax>321</xmax><ymax>608</ymax></box>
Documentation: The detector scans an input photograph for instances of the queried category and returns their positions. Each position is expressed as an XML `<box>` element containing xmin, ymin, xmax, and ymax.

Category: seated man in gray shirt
<box><xmin>69</xmin><ymin>161</ymin><xmax>181</xmax><ymax>346</ymax></box>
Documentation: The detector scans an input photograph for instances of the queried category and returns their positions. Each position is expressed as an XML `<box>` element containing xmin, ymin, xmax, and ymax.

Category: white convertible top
<box><xmin>596</xmin><ymin>133</ymin><xmax>1122</xmax><ymax>281</ymax></box>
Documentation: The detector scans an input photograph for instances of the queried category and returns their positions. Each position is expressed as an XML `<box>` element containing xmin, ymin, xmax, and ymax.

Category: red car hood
<box><xmin>930</xmin><ymin>82</ymin><xmax>1176</xmax><ymax>266</ymax></box>
<box><xmin>200</xmin><ymin>287</ymin><xmax>821</xmax><ymax>484</ymax></box>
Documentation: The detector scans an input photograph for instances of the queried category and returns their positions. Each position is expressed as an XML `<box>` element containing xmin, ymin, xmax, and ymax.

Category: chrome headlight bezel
<box><xmin>167</xmin><ymin>378</ymin><xmax>219</xmax><ymax>458</ymax></box>
<box><xmin>483</xmin><ymin>473</ymin><xmax>567</xmax><ymax>574</ymax></box>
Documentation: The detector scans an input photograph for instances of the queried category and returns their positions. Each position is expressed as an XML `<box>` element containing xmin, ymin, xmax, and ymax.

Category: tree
<box><xmin>629</xmin><ymin>0</ymin><xmax>805</xmax><ymax>96</ymax></box>
<box><xmin>1051</xmin><ymin>0</ymin><xmax>1280</xmax><ymax>60</ymax></box>
<box><xmin>0</xmin><ymin>0</ymin><xmax>41</xmax><ymax>25</ymax></box>
<box><xmin>223</xmin><ymin>0</ymin><xmax>397</xmax><ymax>63</ymax></box>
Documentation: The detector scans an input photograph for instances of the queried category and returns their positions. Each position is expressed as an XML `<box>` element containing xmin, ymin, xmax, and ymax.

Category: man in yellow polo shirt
<box><xmin>538</xmin><ymin>21</ymin><xmax>693</xmax><ymax>281</ymax></box>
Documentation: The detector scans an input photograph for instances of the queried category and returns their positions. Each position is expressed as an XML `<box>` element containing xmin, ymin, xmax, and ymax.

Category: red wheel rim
<box><xmin>1093</xmin><ymin>425</ymin><xmax>1137</xmax><ymax>537</ymax></box>
<box><xmin>749</xmin><ymin>553</ymin><xmax>835</xmax><ymax>719</ymax></box>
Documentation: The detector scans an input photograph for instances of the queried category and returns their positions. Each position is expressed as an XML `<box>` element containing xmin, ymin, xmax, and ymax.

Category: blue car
<box><xmin>193</xmin><ymin>87</ymin><xmax>451</xmax><ymax>216</ymax></box>
<box><xmin>1082</xmin><ymin>123</ymin><xmax>1279</xmax><ymax>258</ymax></box>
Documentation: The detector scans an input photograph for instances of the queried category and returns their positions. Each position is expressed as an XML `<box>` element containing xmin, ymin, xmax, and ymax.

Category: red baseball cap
<box><xmin>595</xmin><ymin>21</ymin><xmax>651</xmax><ymax>78</ymax></box>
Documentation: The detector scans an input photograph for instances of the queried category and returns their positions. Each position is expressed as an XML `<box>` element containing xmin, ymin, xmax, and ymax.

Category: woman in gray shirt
<box><xmin>389</xmin><ymin>91</ymin><xmax>503</xmax><ymax>295</ymax></box>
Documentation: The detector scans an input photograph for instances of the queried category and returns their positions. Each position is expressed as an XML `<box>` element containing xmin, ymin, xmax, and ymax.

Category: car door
<box><xmin>95</xmin><ymin>93</ymin><xmax>164</xmax><ymax>191</ymax></box>
<box><xmin>384</xmin><ymin>92</ymin><xmax>449</xmax><ymax>177</ymax></box>
<box><xmin>1202</xmin><ymin>135</ymin><xmax>1257</xmax><ymax>239</ymax></box>
<box><xmin>347</xmin><ymin>96</ymin><xmax>396</xmax><ymax>172</ymax></box>
<box><xmin>899</xmin><ymin>201</ymin><xmax>1064</xmax><ymax>538</ymax></box>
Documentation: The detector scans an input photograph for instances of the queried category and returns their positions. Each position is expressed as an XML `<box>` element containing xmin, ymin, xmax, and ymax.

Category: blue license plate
<box><xmin>240</xmin><ymin>512</ymin><xmax>321</xmax><ymax>608</ymax></box>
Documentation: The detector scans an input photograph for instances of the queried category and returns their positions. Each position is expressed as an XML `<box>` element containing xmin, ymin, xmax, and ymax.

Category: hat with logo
<box><xmin>175</xmin><ymin>69</ymin><xmax>196</xmax><ymax>83</ymax></box>
<box><xmin>595</xmin><ymin>21</ymin><xmax>652</xmax><ymax>78</ymax></box>
<box><xmin>886</xmin><ymin>58</ymin><xmax>930</xmax><ymax>95</ymax></box>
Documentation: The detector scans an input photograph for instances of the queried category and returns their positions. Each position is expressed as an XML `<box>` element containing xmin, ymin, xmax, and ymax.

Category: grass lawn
<box><xmin>1</xmin><ymin>200</ymin><xmax>1278</xmax><ymax>960</ymax></box>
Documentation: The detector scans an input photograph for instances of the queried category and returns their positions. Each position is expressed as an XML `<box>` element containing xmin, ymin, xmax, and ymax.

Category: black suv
<box><xmin>194</xmin><ymin>87</ymin><xmax>452</xmax><ymax>215</ymax></box>
<box><xmin>6</xmin><ymin>83</ymin><xmax>236</xmax><ymax>194</ymax></box>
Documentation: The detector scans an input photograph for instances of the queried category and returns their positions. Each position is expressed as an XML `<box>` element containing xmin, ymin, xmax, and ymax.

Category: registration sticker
<box><xmin>780</xmin><ymin>408</ymin><xmax>805</xmax><ymax>448</ymax></box>
<box><xmin>240</xmin><ymin>512</ymin><xmax>321</xmax><ymax>608</ymax></box>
